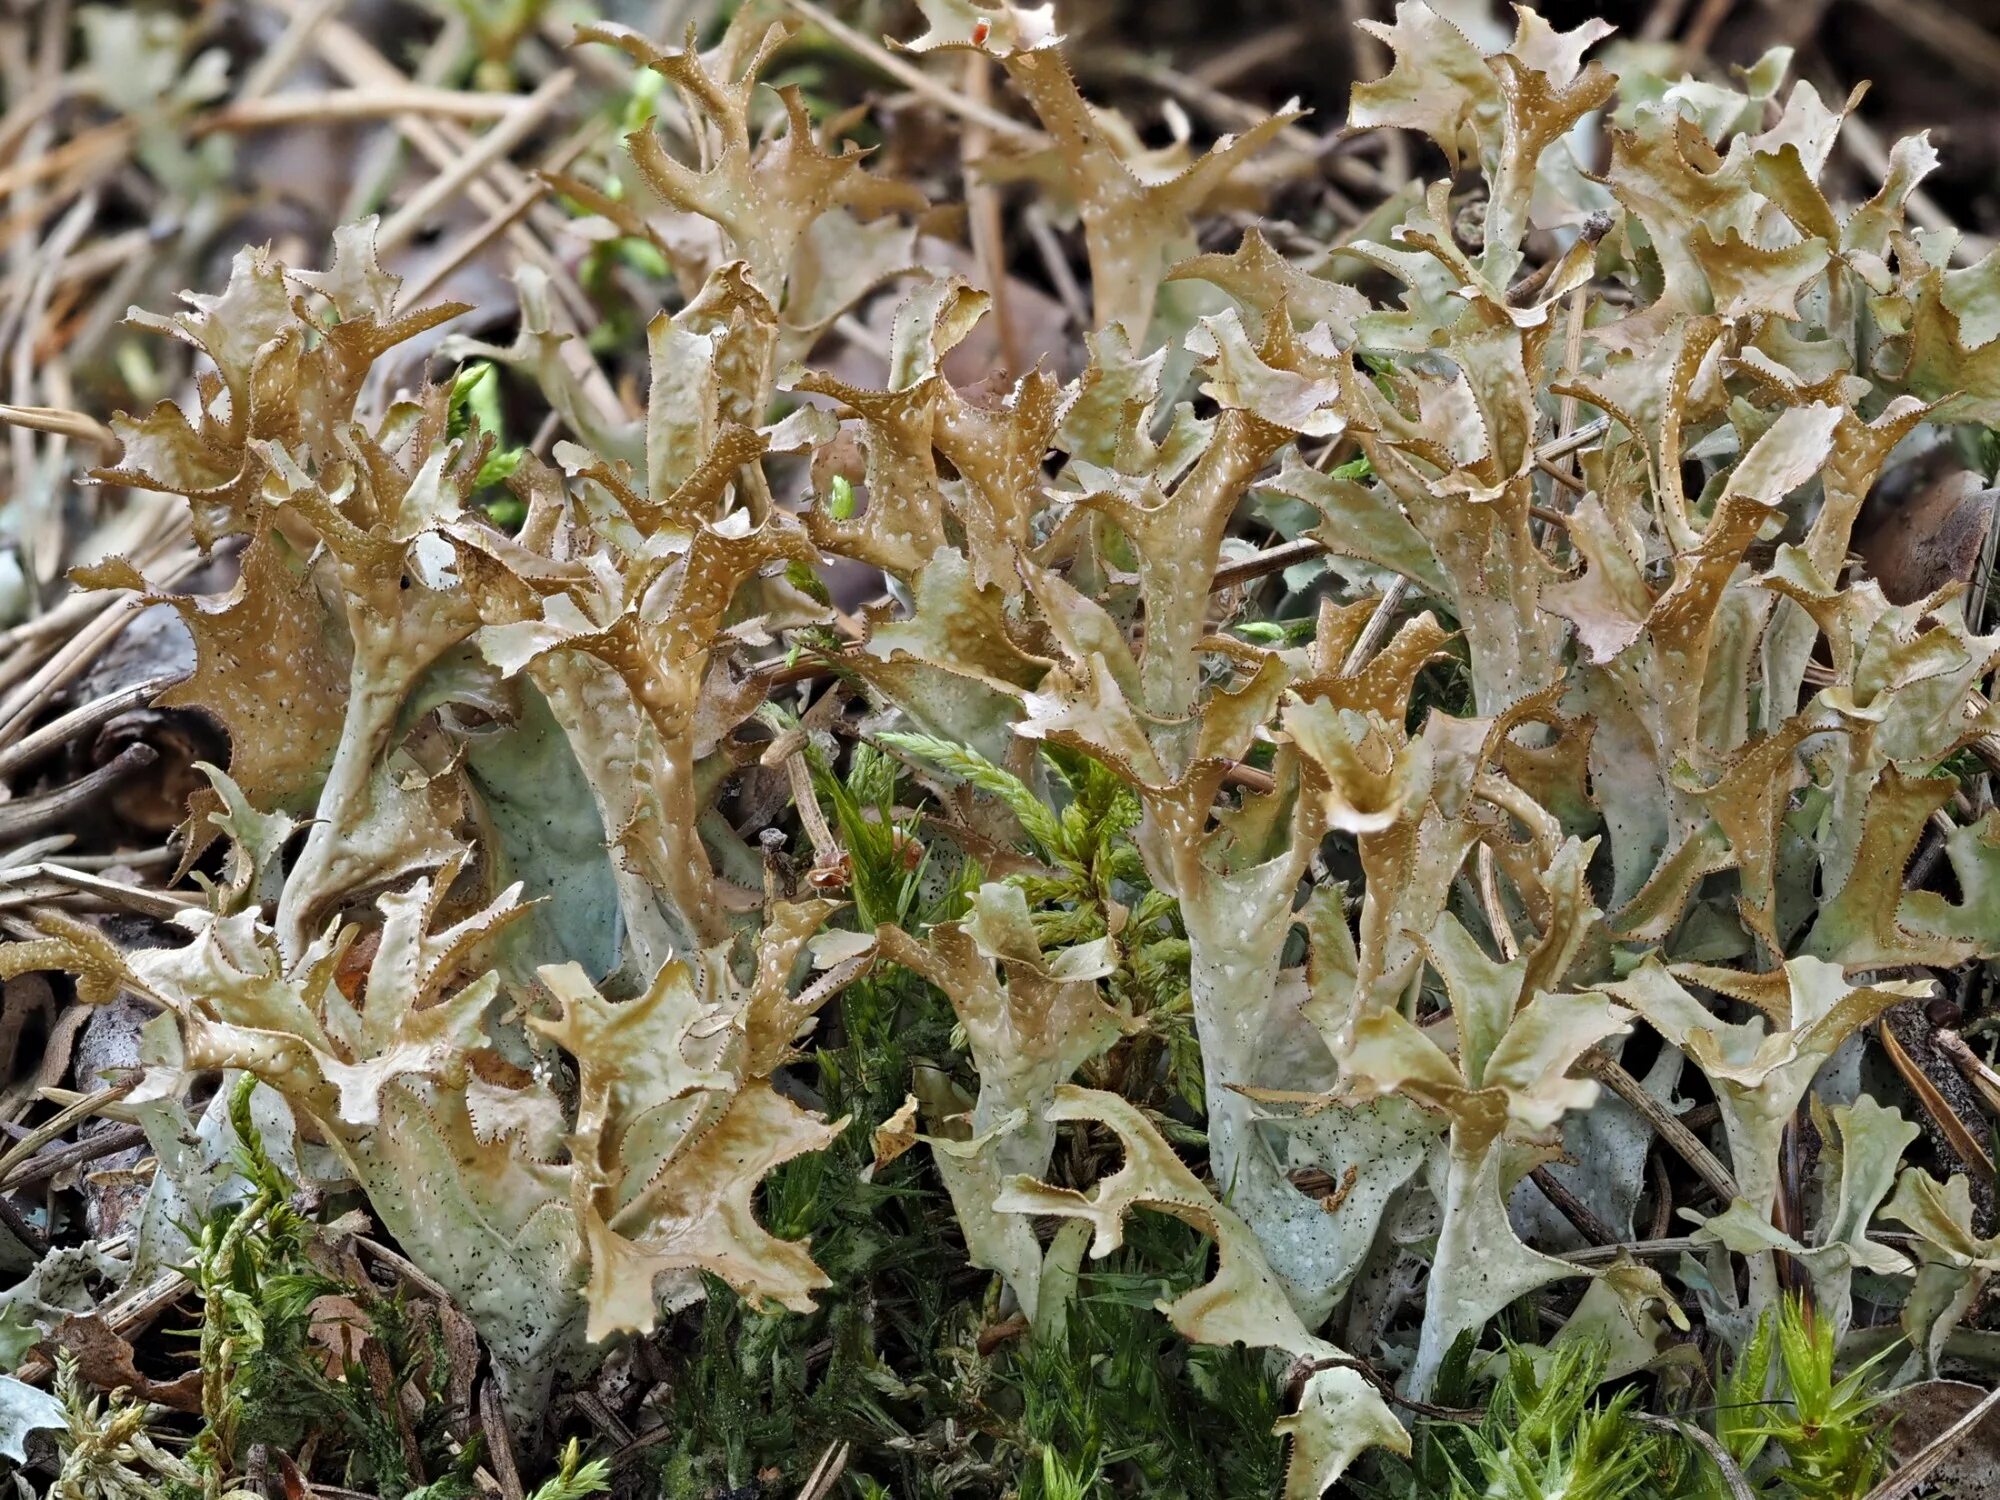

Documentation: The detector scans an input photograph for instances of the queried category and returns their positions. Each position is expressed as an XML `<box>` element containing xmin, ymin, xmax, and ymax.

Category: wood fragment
<box><xmin>398</xmin><ymin>117</ymin><xmax>604</xmax><ymax>309</ymax></box>
<box><xmin>479</xmin><ymin>1381</ymin><xmax>525</xmax><ymax>1500</ymax></box>
<box><xmin>0</xmin><ymin>1122</ymin><xmax>148</xmax><ymax>1194</ymax></box>
<box><xmin>0</xmin><ymin>401</ymin><xmax>117</xmax><ymax>455</ymax></box>
<box><xmin>1563</xmin><ymin>1234</ymin><xmax>1705</xmax><ymax>1267</ymax></box>
<box><xmin>1879</xmin><ymin>1016</ymin><xmax>1997</xmax><ymax>1184</ymax></box>
<box><xmin>1209</xmin><ymin>536</ymin><xmax>1327</xmax><ymax>593</ymax></box>
<box><xmin>795</xmin><ymin>1441</ymin><xmax>852</xmax><ymax>1500</ymax></box>
<box><xmin>1852</xmin><ymin>0</ymin><xmax>2000</xmax><ymax>91</ymax></box>
<box><xmin>0</xmin><ymin>546</ymin><xmax>201</xmax><ymax>745</ymax></box>
<box><xmin>1936</xmin><ymin>1028</ymin><xmax>2000</xmax><ymax>1119</ymax></box>
<box><xmin>9</xmin><ymin>865</ymin><xmax>198</xmax><ymax>920</ymax></box>
<box><xmin>1530</xmin><ymin>1164</ymin><xmax>1619</xmax><ymax>1247</ymax></box>
<box><xmin>0</xmin><ymin>1191</ymin><xmax>46</xmax><ymax>1255</ymax></box>
<box><xmin>962</xmin><ymin>51</ymin><xmax>1018</xmax><ymax>381</ymax></box>
<box><xmin>0</xmin><ymin>743</ymin><xmax>158</xmax><ymax>841</ymax></box>
<box><xmin>374</xmin><ymin>69</ymin><xmax>576</xmax><ymax>257</ymax></box>
<box><xmin>196</xmin><ymin>86</ymin><xmax>535</xmax><ymax>134</ymax></box>
<box><xmin>1579</xmin><ymin>1049</ymin><xmax>1742</xmax><ymax>1205</ymax></box>
<box><xmin>0</xmin><ymin>673</ymin><xmax>183</xmax><ymax>780</ymax></box>
<box><xmin>0</xmin><ymin>1084</ymin><xmax>139</xmax><ymax>1187</ymax></box>
<box><xmin>1478</xmin><ymin>842</ymin><xmax>1519</xmax><ymax>961</ymax></box>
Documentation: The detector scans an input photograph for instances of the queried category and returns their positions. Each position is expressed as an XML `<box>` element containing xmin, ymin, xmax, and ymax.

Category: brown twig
<box><xmin>0</xmin><ymin>744</ymin><xmax>158</xmax><ymax>841</ymax></box>
<box><xmin>1851</xmin><ymin>0</ymin><xmax>2000</xmax><ymax>91</ymax></box>
<box><xmin>1879</xmin><ymin>1018</ymin><xmax>1997</xmax><ymax>1183</ymax></box>
<box><xmin>5</xmin><ymin>867</ymin><xmax>199</xmax><ymax>920</ymax></box>
<box><xmin>1563</xmin><ymin>1234</ymin><xmax>1706</xmax><ymax>1267</ymax></box>
<box><xmin>0</xmin><ymin>673</ymin><xmax>183</xmax><ymax>780</ymax></box>
<box><xmin>0</xmin><ymin>122</ymin><xmax>130</xmax><ymax>204</ymax></box>
<box><xmin>0</xmin><ymin>1190</ymin><xmax>47</xmax><ymax>1255</ymax></box>
<box><xmin>1678</xmin><ymin>1100</ymin><xmax>1722</xmax><ymax>1133</ymax></box>
<box><xmin>1540</xmin><ymin>416</ymin><xmax>1610</xmax><ymax>462</ymax></box>
<box><xmin>0</xmin><ymin>1083</ymin><xmax>139</xmax><ymax>1185</ymax></box>
<box><xmin>1579</xmin><ymin>1049</ymin><xmax>1741</xmax><ymax>1205</ymax></box>
<box><xmin>0</xmin><ymin>1122</ymin><xmax>147</xmax><ymax>1194</ymax></box>
<box><xmin>1937</xmin><ymin>1028</ymin><xmax>2000</xmax><ymax>1118</ymax></box>
<box><xmin>1211</xmin><ymin>421</ymin><xmax>1608</xmax><ymax>594</ymax></box>
<box><xmin>1342</xmin><ymin>577</ymin><xmax>1412</xmax><ymax>674</ymax></box>
<box><xmin>571</xmin><ymin>1390</ymin><xmax>634</xmax><ymax>1448</ymax></box>
<box><xmin>1209</xmin><ymin>537</ymin><xmax>1328</xmax><ymax>592</ymax></box>
<box><xmin>1531</xmin><ymin>1165</ymin><xmax>1619</xmax><ymax>1247</ymax></box>
<box><xmin>0</xmin><ymin>533</ymin><xmax>201</xmax><ymax>737</ymax></box>
<box><xmin>795</xmin><ymin>1441</ymin><xmax>852</xmax><ymax>1500</ymax></box>
<box><xmin>962</xmin><ymin>52</ymin><xmax>1019</xmax><ymax>381</ymax></box>
<box><xmin>479</xmin><ymin>1381</ymin><xmax>525</xmax><ymax>1500</ymax></box>
<box><xmin>399</xmin><ymin>116</ymin><xmax>605</xmax><ymax>309</ymax></box>
<box><xmin>1022</xmin><ymin>203</ymin><xmax>1089</xmax><ymax>329</ymax></box>
<box><xmin>1681</xmin><ymin>0</ymin><xmax>1736</xmax><ymax>61</ymax></box>
<box><xmin>373</xmin><ymin>69</ymin><xmax>576</xmax><ymax>257</ymax></box>
<box><xmin>332</xmin><ymin>5</ymin><xmax>469</xmax><ymax>225</ymax></box>
<box><xmin>1341</xmin><ymin>0</ymin><xmax>1408</xmax><ymax>186</ymax></box>
<box><xmin>0</xmin><ymin>401</ymin><xmax>117</xmax><ymax>455</ymax></box>
<box><xmin>293</xmin><ymin>3</ymin><xmax>607</xmax><ymax>347</ymax></box>
<box><xmin>1646</xmin><ymin>1147</ymin><xmax>1675</xmax><ymax>1241</ymax></box>
<box><xmin>1555</xmin><ymin>287</ymin><xmax>1588</xmax><ymax>474</ymax></box>
<box><xmin>1091</xmin><ymin>48</ymin><xmax>1324</xmax><ymax>167</ymax></box>
<box><xmin>1640</xmin><ymin>0</ymin><xmax>1694</xmax><ymax>43</ymax></box>
<box><xmin>1221</xmin><ymin>760</ymin><xmax>1277</xmax><ymax>795</ymax></box>
<box><xmin>1906</xmin><ymin>807</ymin><xmax>1962</xmax><ymax>891</ymax></box>
<box><xmin>354</xmin><ymin>1235</ymin><xmax>457</xmax><ymax>1306</ymax></box>
<box><xmin>1967</xmin><ymin>469</ymin><xmax>2000</xmax><ymax>634</ymax></box>
<box><xmin>1536</xmin><ymin>455</ymin><xmax>1586</xmax><ymax>494</ymax></box>
<box><xmin>1478</xmin><ymin>842</ymin><xmax>1520</xmax><ymax>960</ymax></box>
<box><xmin>195</xmin><ymin>86</ymin><xmax>536</xmax><ymax>134</ymax></box>
<box><xmin>236</xmin><ymin>0</ymin><xmax>345</xmax><ymax>102</ymax></box>
<box><xmin>1190</xmin><ymin>23</ymin><xmax>1311</xmax><ymax>89</ymax></box>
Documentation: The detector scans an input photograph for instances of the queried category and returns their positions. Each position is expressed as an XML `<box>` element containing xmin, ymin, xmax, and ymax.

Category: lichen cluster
<box><xmin>11</xmin><ymin>2</ymin><xmax>2000</xmax><ymax>1493</ymax></box>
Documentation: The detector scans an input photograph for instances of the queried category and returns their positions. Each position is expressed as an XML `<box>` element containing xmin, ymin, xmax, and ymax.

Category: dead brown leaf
<box><xmin>52</xmin><ymin>1312</ymin><xmax>202</xmax><ymax>1412</ymax></box>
